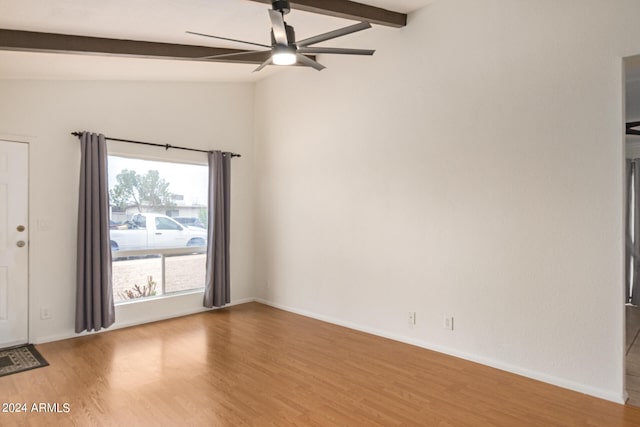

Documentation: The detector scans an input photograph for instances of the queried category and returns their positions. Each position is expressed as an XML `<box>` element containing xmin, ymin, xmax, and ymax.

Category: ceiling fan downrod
<box><xmin>271</xmin><ymin>0</ymin><xmax>291</xmax><ymax>15</ymax></box>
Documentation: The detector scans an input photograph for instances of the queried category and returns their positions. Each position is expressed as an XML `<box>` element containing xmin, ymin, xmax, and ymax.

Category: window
<box><xmin>108</xmin><ymin>155</ymin><xmax>208</xmax><ymax>303</ymax></box>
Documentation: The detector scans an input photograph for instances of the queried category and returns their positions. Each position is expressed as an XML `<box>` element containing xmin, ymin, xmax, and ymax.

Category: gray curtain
<box><xmin>204</xmin><ymin>150</ymin><xmax>231</xmax><ymax>308</ymax></box>
<box><xmin>75</xmin><ymin>132</ymin><xmax>115</xmax><ymax>332</ymax></box>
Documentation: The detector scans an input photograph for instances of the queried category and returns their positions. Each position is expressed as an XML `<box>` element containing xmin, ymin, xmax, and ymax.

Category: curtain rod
<box><xmin>71</xmin><ymin>132</ymin><xmax>241</xmax><ymax>158</ymax></box>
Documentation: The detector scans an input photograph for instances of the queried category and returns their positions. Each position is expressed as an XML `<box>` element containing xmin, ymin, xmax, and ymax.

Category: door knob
<box><xmin>16</xmin><ymin>241</ymin><xmax>25</xmax><ymax>247</ymax></box>
<box><xmin>16</xmin><ymin>225</ymin><xmax>25</xmax><ymax>232</ymax></box>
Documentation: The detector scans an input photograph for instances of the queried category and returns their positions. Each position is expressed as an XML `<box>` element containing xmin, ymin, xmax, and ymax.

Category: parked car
<box><xmin>173</xmin><ymin>216</ymin><xmax>206</xmax><ymax>229</ymax></box>
<box><xmin>109</xmin><ymin>213</ymin><xmax>207</xmax><ymax>251</ymax></box>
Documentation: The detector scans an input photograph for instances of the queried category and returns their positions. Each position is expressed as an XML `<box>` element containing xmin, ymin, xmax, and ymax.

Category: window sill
<box><xmin>115</xmin><ymin>288</ymin><xmax>205</xmax><ymax>307</ymax></box>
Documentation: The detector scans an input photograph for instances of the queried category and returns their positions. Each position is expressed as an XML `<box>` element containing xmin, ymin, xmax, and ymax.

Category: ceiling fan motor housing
<box><xmin>271</xmin><ymin>0</ymin><xmax>291</xmax><ymax>15</ymax></box>
<box><xmin>271</xmin><ymin>24</ymin><xmax>296</xmax><ymax>46</ymax></box>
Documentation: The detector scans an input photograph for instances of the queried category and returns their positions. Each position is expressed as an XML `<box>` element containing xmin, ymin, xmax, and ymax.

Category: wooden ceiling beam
<box><xmin>248</xmin><ymin>0</ymin><xmax>407</xmax><ymax>28</ymax></box>
<box><xmin>0</xmin><ymin>29</ymin><xmax>275</xmax><ymax>64</ymax></box>
<box><xmin>628</xmin><ymin>122</ymin><xmax>640</xmax><ymax>135</ymax></box>
<box><xmin>628</xmin><ymin>121</ymin><xmax>640</xmax><ymax>129</ymax></box>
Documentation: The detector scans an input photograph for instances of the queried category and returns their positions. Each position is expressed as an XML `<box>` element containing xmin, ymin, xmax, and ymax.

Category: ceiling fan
<box><xmin>186</xmin><ymin>0</ymin><xmax>375</xmax><ymax>72</ymax></box>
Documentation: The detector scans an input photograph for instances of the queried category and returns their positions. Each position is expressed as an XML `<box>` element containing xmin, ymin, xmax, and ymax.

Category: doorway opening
<box><xmin>624</xmin><ymin>54</ymin><xmax>640</xmax><ymax>407</ymax></box>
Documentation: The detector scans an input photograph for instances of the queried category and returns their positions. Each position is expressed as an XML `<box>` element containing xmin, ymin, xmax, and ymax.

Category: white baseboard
<box><xmin>32</xmin><ymin>297</ymin><xmax>255</xmax><ymax>345</ymax></box>
<box><xmin>254</xmin><ymin>298</ymin><xmax>625</xmax><ymax>404</ymax></box>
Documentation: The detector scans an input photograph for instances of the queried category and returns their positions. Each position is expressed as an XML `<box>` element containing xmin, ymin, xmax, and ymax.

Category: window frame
<box><xmin>107</xmin><ymin>149</ymin><xmax>209</xmax><ymax>305</ymax></box>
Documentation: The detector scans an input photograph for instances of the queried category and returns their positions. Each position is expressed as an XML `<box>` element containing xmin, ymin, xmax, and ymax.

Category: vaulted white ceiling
<box><xmin>0</xmin><ymin>0</ymin><xmax>432</xmax><ymax>82</ymax></box>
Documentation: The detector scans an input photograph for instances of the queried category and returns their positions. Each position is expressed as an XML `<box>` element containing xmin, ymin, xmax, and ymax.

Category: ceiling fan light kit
<box><xmin>187</xmin><ymin>0</ymin><xmax>375</xmax><ymax>72</ymax></box>
<box><xmin>272</xmin><ymin>45</ymin><xmax>297</xmax><ymax>65</ymax></box>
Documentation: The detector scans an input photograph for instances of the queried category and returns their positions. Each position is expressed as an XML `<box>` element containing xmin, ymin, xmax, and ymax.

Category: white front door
<box><xmin>0</xmin><ymin>140</ymin><xmax>29</xmax><ymax>348</ymax></box>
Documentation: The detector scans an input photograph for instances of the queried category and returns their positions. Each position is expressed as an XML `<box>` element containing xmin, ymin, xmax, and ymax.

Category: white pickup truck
<box><xmin>109</xmin><ymin>213</ymin><xmax>207</xmax><ymax>251</ymax></box>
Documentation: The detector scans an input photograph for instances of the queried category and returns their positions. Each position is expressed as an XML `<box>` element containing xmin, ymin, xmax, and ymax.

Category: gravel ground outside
<box><xmin>112</xmin><ymin>253</ymin><xmax>206</xmax><ymax>302</ymax></box>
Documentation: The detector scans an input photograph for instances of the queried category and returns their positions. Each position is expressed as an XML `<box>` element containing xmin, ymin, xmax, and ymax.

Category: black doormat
<box><xmin>0</xmin><ymin>344</ymin><xmax>49</xmax><ymax>378</ymax></box>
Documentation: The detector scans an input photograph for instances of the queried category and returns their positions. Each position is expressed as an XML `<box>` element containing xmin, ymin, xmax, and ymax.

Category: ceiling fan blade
<box><xmin>297</xmin><ymin>22</ymin><xmax>372</xmax><ymax>47</ymax></box>
<box><xmin>296</xmin><ymin>54</ymin><xmax>326</xmax><ymax>71</ymax></box>
<box><xmin>268</xmin><ymin>9</ymin><xmax>288</xmax><ymax>45</ymax></box>
<box><xmin>297</xmin><ymin>47</ymin><xmax>375</xmax><ymax>56</ymax></box>
<box><xmin>186</xmin><ymin>31</ymin><xmax>270</xmax><ymax>49</ymax></box>
<box><xmin>197</xmin><ymin>50</ymin><xmax>267</xmax><ymax>60</ymax></box>
<box><xmin>253</xmin><ymin>57</ymin><xmax>273</xmax><ymax>72</ymax></box>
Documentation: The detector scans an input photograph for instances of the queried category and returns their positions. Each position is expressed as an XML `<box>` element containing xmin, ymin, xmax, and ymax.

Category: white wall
<box><xmin>254</xmin><ymin>0</ymin><xmax>640</xmax><ymax>402</ymax></box>
<box><xmin>0</xmin><ymin>80</ymin><xmax>255</xmax><ymax>343</ymax></box>
<box><xmin>626</xmin><ymin>140</ymin><xmax>640</xmax><ymax>158</ymax></box>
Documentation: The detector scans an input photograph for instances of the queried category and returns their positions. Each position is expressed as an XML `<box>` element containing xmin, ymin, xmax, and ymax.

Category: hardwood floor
<box><xmin>1</xmin><ymin>302</ymin><xmax>640</xmax><ymax>426</ymax></box>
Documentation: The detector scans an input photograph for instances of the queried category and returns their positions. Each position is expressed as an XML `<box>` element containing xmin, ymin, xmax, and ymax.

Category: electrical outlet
<box><xmin>40</xmin><ymin>307</ymin><xmax>51</xmax><ymax>320</ymax></box>
<box><xmin>408</xmin><ymin>311</ymin><xmax>416</xmax><ymax>327</ymax></box>
<box><xmin>443</xmin><ymin>315</ymin><xmax>454</xmax><ymax>331</ymax></box>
